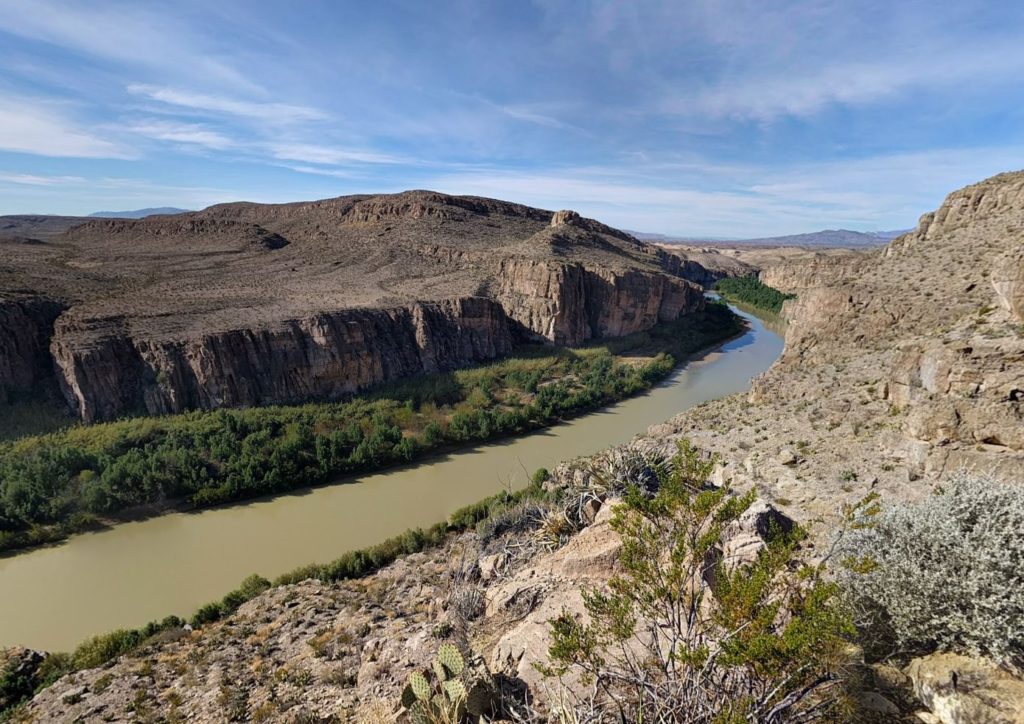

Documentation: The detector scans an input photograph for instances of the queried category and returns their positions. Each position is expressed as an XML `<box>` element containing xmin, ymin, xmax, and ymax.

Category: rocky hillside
<box><xmin>0</xmin><ymin>193</ymin><xmax>713</xmax><ymax>422</ymax></box>
<box><xmin>650</xmin><ymin>171</ymin><xmax>1023</xmax><ymax>528</ymax></box>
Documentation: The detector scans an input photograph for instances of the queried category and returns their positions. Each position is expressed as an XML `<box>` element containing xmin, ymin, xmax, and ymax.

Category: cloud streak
<box><xmin>125</xmin><ymin>120</ymin><xmax>236</xmax><ymax>150</ymax></box>
<box><xmin>0</xmin><ymin>95</ymin><xmax>131</xmax><ymax>159</ymax></box>
<box><xmin>127</xmin><ymin>85</ymin><xmax>328</xmax><ymax>124</ymax></box>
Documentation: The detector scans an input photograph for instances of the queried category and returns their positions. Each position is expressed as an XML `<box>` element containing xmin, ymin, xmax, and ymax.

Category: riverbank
<box><xmin>0</xmin><ymin>475</ymin><xmax>553</xmax><ymax>719</ymax></box>
<box><xmin>713</xmin><ymin>276</ymin><xmax>795</xmax><ymax>314</ymax></box>
<box><xmin>0</xmin><ymin>304</ymin><xmax>743</xmax><ymax>556</ymax></box>
<box><xmin>0</xmin><ymin>302</ymin><xmax>783</xmax><ymax>652</ymax></box>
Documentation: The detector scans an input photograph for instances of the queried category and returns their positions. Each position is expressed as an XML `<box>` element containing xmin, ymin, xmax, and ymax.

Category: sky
<box><xmin>1</xmin><ymin>1</ymin><xmax>1023</xmax><ymax>237</ymax></box>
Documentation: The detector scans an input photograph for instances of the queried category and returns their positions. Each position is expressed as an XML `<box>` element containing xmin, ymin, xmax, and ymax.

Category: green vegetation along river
<box><xmin>0</xmin><ymin>304</ymin><xmax>783</xmax><ymax>651</ymax></box>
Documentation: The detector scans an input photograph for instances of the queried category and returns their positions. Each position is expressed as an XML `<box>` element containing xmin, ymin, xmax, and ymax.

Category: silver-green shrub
<box><xmin>836</xmin><ymin>473</ymin><xmax>1024</xmax><ymax>670</ymax></box>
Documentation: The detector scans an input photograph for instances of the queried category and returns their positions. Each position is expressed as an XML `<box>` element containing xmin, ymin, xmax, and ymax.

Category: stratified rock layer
<box><xmin>0</xmin><ymin>192</ymin><xmax>709</xmax><ymax>421</ymax></box>
<box><xmin>52</xmin><ymin>298</ymin><xmax>515</xmax><ymax>422</ymax></box>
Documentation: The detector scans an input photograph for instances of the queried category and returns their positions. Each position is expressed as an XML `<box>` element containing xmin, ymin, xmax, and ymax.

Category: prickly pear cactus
<box><xmin>409</xmin><ymin>671</ymin><xmax>431</xmax><ymax>701</ymax></box>
<box><xmin>401</xmin><ymin>643</ymin><xmax>495</xmax><ymax>722</ymax></box>
<box><xmin>436</xmin><ymin>642</ymin><xmax>464</xmax><ymax>676</ymax></box>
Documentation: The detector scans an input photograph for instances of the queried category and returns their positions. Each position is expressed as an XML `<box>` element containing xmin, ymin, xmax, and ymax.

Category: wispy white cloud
<box><xmin>0</xmin><ymin>171</ymin><xmax>85</xmax><ymax>185</ymax></box>
<box><xmin>675</xmin><ymin>39</ymin><xmax>1024</xmax><ymax>121</ymax></box>
<box><xmin>0</xmin><ymin>95</ymin><xmax>131</xmax><ymax>159</ymax></box>
<box><xmin>0</xmin><ymin>0</ymin><xmax>260</xmax><ymax>91</ymax></box>
<box><xmin>128</xmin><ymin>85</ymin><xmax>328</xmax><ymax>124</ymax></box>
<box><xmin>125</xmin><ymin>120</ymin><xmax>236</xmax><ymax>150</ymax></box>
<box><xmin>269</xmin><ymin>143</ymin><xmax>406</xmax><ymax>166</ymax></box>
<box><xmin>282</xmin><ymin>165</ymin><xmax>356</xmax><ymax>179</ymax></box>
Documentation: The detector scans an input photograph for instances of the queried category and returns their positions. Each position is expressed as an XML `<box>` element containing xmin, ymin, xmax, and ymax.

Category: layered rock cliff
<box><xmin>0</xmin><ymin>297</ymin><xmax>65</xmax><ymax>404</ymax></box>
<box><xmin>0</xmin><ymin>192</ymin><xmax>709</xmax><ymax>421</ymax></box>
<box><xmin>494</xmin><ymin>259</ymin><xmax>703</xmax><ymax>346</ymax></box>
<box><xmin>51</xmin><ymin>298</ymin><xmax>514</xmax><ymax>422</ymax></box>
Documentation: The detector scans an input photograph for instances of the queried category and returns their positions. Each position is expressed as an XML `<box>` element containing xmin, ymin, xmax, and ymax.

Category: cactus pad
<box><xmin>432</xmin><ymin>657</ymin><xmax>448</xmax><ymax>683</ymax></box>
<box><xmin>442</xmin><ymin>678</ymin><xmax>467</xmax><ymax>702</ymax></box>
<box><xmin>436</xmin><ymin>642</ymin><xmax>465</xmax><ymax>676</ymax></box>
<box><xmin>408</xmin><ymin>670</ymin><xmax>431</xmax><ymax>702</ymax></box>
<box><xmin>401</xmin><ymin>683</ymin><xmax>418</xmax><ymax>709</ymax></box>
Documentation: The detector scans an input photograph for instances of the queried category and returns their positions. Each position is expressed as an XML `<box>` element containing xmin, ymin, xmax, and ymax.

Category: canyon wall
<box><xmin>1</xmin><ymin>191</ymin><xmax>710</xmax><ymax>422</ymax></box>
<box><xmin>495</xmin><ymin>259</ymin><xmax>704</xmax><ymax>346</ymax></box>
<box><xmin>49</xmin><ymin>264</ymin><xmax>704</xmax><ymax>422</ymax></box>
<box><xmin>0</xmin><ymin>298</ymin><xmax>64</xmax><ymax>404</ymax></box>
<box><xmin>51</xmin><ymin>298</ymin><xmax>514</xmax><ymax>423</ymax></box>
<box><xmin>750</xmin><ymin>172</ymin><xmax>1024</xmax><ymax>485</ymax></box>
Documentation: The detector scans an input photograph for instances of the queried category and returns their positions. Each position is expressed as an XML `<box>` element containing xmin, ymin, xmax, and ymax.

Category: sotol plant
<box><xmin>401</xmin><ymin>643</ymin><xmax>494</xmax><ymax>723</ymax></box>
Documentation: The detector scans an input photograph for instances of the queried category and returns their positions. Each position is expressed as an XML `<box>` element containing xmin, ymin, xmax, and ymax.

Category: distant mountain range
<box><xmin>89</xmin><ymin>207</ymin><xmax>191</xmax><ymax>219</ymax></box>
<box><xmin>629</xmin><ymin>228</ymin><xmax>910</xmax><ymax>248</ymax></box>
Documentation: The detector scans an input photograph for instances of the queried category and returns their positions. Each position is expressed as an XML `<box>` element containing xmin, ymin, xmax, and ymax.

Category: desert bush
<box><xmin>544</xmin><ymin>440</ymin><xmax>853</xmax><ymax>722</ymax></box>
<box><xmin>191</xmin><ymin>574</ymin><xmax>270</xmax><ymax>627</ymax></box>
<box><xmin>835</xmin><ymin>474</ymin><xmax>1024</xmax><ymax>670</ymax></box>
<box><xmin>448</xmin><ymin>586</ymin><xmax>485</xmax><ymax>623</ymax></box>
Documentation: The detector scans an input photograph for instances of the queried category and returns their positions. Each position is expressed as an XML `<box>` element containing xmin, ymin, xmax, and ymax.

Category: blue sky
<box><xmin>1</xmin><ymin>0</ymin><xmax>1022</xmax><ymax>236</ymax></box>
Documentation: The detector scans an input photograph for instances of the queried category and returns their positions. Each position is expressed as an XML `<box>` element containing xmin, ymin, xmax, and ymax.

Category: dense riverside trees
<box><xmin>0</xmin><ymin>304</ymin><xmax>742</xmax><ymax>553</ymax></box>
<box><xmin>714</xmin><ymin>276</ymin><xmax>795</xmax><ymax>313</ymax></box>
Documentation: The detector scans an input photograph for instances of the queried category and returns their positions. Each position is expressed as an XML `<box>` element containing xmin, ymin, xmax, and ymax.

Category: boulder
<box><xmin>777</xmin><ymin>447</ymin><xmax>799</xmax><ymax>466</ymax></box>
<box><xmin>906</xmin><ymin>652</ymin><xmax>1024</xmax><ymax>724</ymax></box>
<box><xmin>550</xmin><ymin>209</ymin><xmax>581</xmax><ymax>227</ymax></box>
<box><xmin>853</xmin><ymin>691</ymin><xmax>901</xmax><ymax>717</ymax></box>
<box><xmin>580</xmin><ymin>497</ymin><xmax>602</xmax><ymax>525</ymax></box>
<box><xmin>703</xmin><ymin>500</ymin><xmax>795</xmax><ymax>590</ymax></box>
<box><xmin>478</xmin><ymin>552</ymin><xmax>507</xmax><ymax>583</ymax></box>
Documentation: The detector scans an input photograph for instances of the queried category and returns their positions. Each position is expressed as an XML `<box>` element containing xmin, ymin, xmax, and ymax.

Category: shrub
<box><xmin>835</xmin><ymin>474</ymin><xmax>1024</xmax><ymax>670</ymax></box>
<box><xmin>544</xmin><ymin>440</ymin><xmax>853</xmax><ymax>722</ymax></box>
<box><xmin>191</xmin><ymin>574</ymin><xmax>270</xmax><ymax>627</ymax></box>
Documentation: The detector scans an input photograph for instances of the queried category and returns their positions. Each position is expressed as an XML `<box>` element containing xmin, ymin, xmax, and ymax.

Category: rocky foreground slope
<box><xmin>0</xmin><ymin>194</ymin><xmax>709</xmax><ymax>421</ymax></box>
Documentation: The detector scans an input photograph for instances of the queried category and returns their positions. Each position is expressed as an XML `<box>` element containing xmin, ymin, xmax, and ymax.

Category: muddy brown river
<box><xmin>0</xmin><ymin>304</ymin><xmax>783</xmax><ymax>651</ymax></box>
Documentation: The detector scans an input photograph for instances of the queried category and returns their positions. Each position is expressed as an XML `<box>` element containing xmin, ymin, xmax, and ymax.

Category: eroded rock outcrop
<box><xmin>993</xmin><ymin>245</ymin><xmax>1024</xmax><ymax>323</ymax></box>
<box><xmin>906</xmin><ymin>653</ymin><xmax>1024</xmax><ymax>724</ymax></box>
<box><xmin>495</xmin><ymin>259</ymin><xmax>703</xmax><ymax>345</ymax></box>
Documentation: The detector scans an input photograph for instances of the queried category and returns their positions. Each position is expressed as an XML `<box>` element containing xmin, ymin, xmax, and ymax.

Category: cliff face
<box><xmin>495</xmin><ymin>260</ymin><xmax>704</xmax><ymax>346</ymax></box>
<box><xmin>758</xmin><ymin>255</ymin><xmax>862</xmax><ymax>293</ymax></box>
<box><xmin>1</xmin><ymin>191</ymin><xmax>709</xmax><ymax>421</ymax></box>
<box><xmin>52</xmin><ymin>298</ymin><xmax>514</xmax><ymax>422</ymax></box>
<box><xmin>0</xmin><ymin>298</ymin><xmax>64</xmax><ymax>404</ymax></box>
